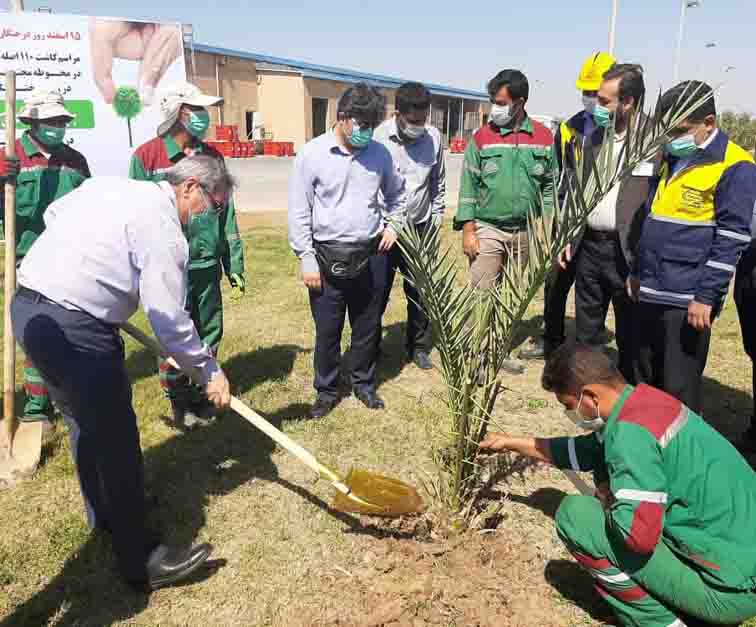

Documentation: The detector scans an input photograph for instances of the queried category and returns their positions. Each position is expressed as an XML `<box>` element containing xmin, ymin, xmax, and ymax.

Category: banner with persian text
<box><xmin>0</xmin><ymin>12</ymin><xmax>186</xmax><ymax>175</ymax></box>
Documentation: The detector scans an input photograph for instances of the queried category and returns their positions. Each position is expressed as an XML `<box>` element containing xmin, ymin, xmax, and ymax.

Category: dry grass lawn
<box><xmin>1</xmin><ymin>214</ymin><xmax>755</xmax><ymax>626</ymax></box>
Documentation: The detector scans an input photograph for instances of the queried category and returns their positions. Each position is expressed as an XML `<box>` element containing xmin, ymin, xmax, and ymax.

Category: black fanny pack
<box><xmin>314</xmin><ymin>238</ymin><xmax>379</xmax><ymax>281</ymax></box>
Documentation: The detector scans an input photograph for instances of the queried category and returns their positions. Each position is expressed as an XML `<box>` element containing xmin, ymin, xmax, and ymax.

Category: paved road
<box><xmin>227</xmin><ymin>152</ymin><xmax>464</xmax><ymax>214</ymax></box>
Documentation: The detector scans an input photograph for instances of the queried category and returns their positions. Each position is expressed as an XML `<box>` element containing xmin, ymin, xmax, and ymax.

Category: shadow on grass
<box><xmin>2</xmin><ymin>406</ymin><xmax>279</xmax><ymax>627</ymax></box>
<box><xmin>0</xmin><ymin>343</ymin><xmax>308</xmax><ymax>627</ymax></box>
<box><xmin>700</xmin><ymin>375</ymin><xmax>753</xmax><ymax>440</ymax></box>
<box><xmin>377</xmin><ymin>321</ymin><xmax>412</xmax><ymax>387</ymax></box>
<box><xmin>504</xmin><ymin>487</ymin><xmax>567</xmax><ymax>520</ymax></box>
<box><xmin>544</xmin><ymin>559</ymin><xmax>614</xmax><ymax>623</ymax></box>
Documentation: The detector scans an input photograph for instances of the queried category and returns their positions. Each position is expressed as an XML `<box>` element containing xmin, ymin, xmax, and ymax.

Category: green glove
<box><xmin>229</xmin><ymin>273</ymin><xmax>246</xmax><ymax>297</ymax></box>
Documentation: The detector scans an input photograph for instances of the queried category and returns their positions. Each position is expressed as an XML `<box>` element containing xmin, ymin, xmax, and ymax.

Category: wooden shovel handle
<box><xmin>119</xmin><ymin>322</ymin><xmax>344</xmax><ymax>486</ymax></box>
<box><xmin>3</xmin><ymin>71</ymin><xmax>17</xmax><ymax>446</ymax></box>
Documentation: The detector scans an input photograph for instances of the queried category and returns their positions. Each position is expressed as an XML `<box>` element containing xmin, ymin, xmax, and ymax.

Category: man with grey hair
<box><xmin>11</xmin><ymin>155</ymin><xmax>232</xmax><ymax>590</ymax></box>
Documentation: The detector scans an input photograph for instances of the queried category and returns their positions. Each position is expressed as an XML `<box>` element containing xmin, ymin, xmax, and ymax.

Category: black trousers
<box><xmin>309</xmin><ymin>254</ymin><xmax>386</xmax><ymax>400</ymax></box>
<box><xmin>575</xmin><ymin>235</ymin><xmax>634</xmax><ymax>381</ymax></box>
<box><xmin>11</xmin><ymin>289</ymin><xmax>155</xmax><ymax>583</ymax></box>
<box><xmin>378</xmin><ymin>220</ymin><xmax>432</xmax><ymax>355</ymax></box>
<box><xmin>631</xmin><ymin>302</ymin><xmax>711</xmax><ymax>414</ymax></box>
<box><xmin>735</xmin><ymin>245</ymin><xmax>756</xmax><ymax>420</ymax></box>
<box><xmin>544</xmin><ymin>251</ymin><xmax>577</xmax><ymax>355</ymax></box>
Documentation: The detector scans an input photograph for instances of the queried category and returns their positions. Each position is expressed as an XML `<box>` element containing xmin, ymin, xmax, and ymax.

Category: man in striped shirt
<box><xmin>480</xmin><ymin>343</ymin><xmax>756</xmax><ymax>627</ymax></box>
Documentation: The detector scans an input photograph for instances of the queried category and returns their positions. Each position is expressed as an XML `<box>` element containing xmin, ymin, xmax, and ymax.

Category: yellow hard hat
<box><xmin>575</xmin><ymin>52</ymin><xmax>617</xmax><ymax>91</ymax></box>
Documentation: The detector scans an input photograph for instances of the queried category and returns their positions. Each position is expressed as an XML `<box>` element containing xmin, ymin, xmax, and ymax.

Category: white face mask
<box><xmin>582</xmin><ymin>95</ymin><xmax>597</xmax><ymax>114</ymax></box>
<box><xmin>564</xmin><ymin>391</ymin><xmax>605</xmax><ymax>431</ymax></box>
<box><xmin>400</xmin><ymin>121</ymin><xmax>427</xmax><ymax>141</ymax></box>
<box><xmin>490</xmin><ymin>103</ymin><xmax>514</xmax><ymax>127</ymax></box>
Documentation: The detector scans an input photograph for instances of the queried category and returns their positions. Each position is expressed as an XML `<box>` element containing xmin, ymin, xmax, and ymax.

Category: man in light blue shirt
<box><xmin>288</xmin><ymin>83</ymin><xmax>406</xmax><ymax>418</ymax></box>
<box><xmin>13</xmin><ymin>155</ymin><xmax>231</xmax><ymax>590</ymax></box>
<box><xmin>374</xmin><ymin>82</ymin><xmax>445</xmax><ymax>370</ymax></box>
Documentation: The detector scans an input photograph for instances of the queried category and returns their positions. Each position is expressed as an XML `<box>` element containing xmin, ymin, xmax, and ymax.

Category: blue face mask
<box><xmin>348</xmin><ymin>119</ymin><xmax>373</xmax><ymax>149</ymax></box>
<box><xmin>665</xmin><ymin>134</ymin><xmax>698</xmax><ymax>158</ymax></box>
<box><xmin>593</xmin><ymin>103</ymin><xmax>611</xmax><ymax>128</ymax></box>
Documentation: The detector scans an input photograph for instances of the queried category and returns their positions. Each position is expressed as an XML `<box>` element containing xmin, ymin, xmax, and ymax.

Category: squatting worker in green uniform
<box><xmin>129</xmin><ymin>82</ymin><xmax>245</xmax><ymax>428</ymax></box>
<box><xmin>0</xmin><ymin>89</ymin><xmax>90</xmax><ymax>435</ymax></box>
<box><xmin>479</xmin><ymin>343</ymin><xmax>756</xmax><ymax>627</ymax></box>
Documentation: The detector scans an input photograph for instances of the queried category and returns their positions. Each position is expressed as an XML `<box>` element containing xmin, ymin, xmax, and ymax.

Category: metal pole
<box><xmin>608</xmin><ymin>0</ymin><xmax>619</xmax><ymax>56</ymax></box>
<box><xmin>673</xmin><ymin>0</ymin><xmax>688</xmax><ymax>84</ymax></box>
<box><xmin>215</xmin><ymin>57</ymin><xmax>224</xmax><ymax>125</ymax></box>
<box><xmin>458</xmin><ymin>99</ymin><xmax>464</xmax><ymax>139</ymax></box>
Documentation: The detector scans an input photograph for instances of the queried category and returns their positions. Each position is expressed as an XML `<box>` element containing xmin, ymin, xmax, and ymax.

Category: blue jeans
<box><xmin>11</xmin><ymin>288</ymin><xmax>155</xmax><ymax>583</ymax></box>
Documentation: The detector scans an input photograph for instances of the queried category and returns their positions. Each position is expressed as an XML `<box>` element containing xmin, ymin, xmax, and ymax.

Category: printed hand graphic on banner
<box><xmin>89</xmin><ymin>18</ymin><xmax>181</xmax><ymax>105</ymax></box>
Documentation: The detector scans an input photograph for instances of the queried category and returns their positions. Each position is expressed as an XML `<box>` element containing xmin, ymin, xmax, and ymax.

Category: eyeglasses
<box><xmin>199</xmin><ymin>184</ymin><xmax>225</xmax><ymax>213</ymax></box>
<box><xmin>350</xmin><ymin>118</ymin><xmax>376</xmax><ymax>131</ymax></box>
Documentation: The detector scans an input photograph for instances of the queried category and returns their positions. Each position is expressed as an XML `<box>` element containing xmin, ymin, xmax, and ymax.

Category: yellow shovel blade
<box><xmin>331</xmin><ymin>468</ymin><xmax>425</xmax><ymax>517</ymax></box>
<box><xmin>0</xmin><ymin>420</ymin><xmax>42</xmax><ymax>486</ymax></box>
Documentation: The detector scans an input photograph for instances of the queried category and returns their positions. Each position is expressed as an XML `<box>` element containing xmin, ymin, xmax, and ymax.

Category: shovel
<box><xmin>121</xmin><ymin>322</ymin><xmax>424</xmax><ymax>517</ymax></box>
<box><xmin>0</xmin><ymin>71</ymin><xmax>43</xmax><ymax>486</ymax></box>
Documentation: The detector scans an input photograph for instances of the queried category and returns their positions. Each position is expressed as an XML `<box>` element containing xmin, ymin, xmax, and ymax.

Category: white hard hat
<box><xmin>158</xmin><ymin>82</ymin><xmax>222</xmax><ymax>136</ymax></box>
<box><xmin>18</xmin><ymin>89</ymin><xmax>74</xmax><ymax>122</ymax></box>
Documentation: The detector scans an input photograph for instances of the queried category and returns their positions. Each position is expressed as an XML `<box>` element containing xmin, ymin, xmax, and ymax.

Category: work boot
<box><xmin>170</xmin><ymin>400</ymin><xmax>205</xmax><ymax>430</ymax></box>
<box><xmin>143</xmin><ymin>543</ymin><xmax>213</xmax><ymax>591</ymax></box>
<box><xmin>519</xmin><ymin>338</ymin><xmax>546</xmax><ymax>361</ymax></box>
<box><xmin>411</xmin><ymin>350</ymin><xmax>433</xmax><ymax>370</ymax></box>
<box><xmin>354</xmin><ymin>388</ymin><xmax>385</xmax><ymax>410</ymax></box>
<box><xmin>310</xmin><ymin>396</ymin><xmax>338</xmax><ymax>419</ymax></box>
<box><xmin>500</xmin><ymin>357</ymin><xmax>526</xmax><ymax>375</ymax></box>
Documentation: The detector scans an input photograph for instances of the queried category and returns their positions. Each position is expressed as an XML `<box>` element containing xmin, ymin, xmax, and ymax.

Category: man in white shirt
<box><xmin>373</xmin><ymin>82</ymin><xmax>445</xmax><ymax>370</ymax></box>
<box><xmin>557</xmin><ymin>64</ymin><xmax>652</xmax><ymax>380</ymax></box>
<box><xmin>12</xmin><ymin>155</ymin><xmax>232</xmax><ymax>590</ymax></box>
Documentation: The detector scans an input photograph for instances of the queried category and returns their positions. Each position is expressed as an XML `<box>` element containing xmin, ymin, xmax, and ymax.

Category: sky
<box><xmin>11</xmin><ymin>0</ymin><xmax>756</xmax><ymax>117</ymax></box>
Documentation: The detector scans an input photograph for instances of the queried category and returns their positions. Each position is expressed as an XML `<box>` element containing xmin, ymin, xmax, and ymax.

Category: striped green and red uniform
<box><xmin>454</xmin><ymin>116</ymin><xmax>556</xmax><ymax>231</ymax></box>
<box><xmin>2</xmin><ymin>131</ymin><xmax>90</xmax><ymax>420</ymax></box>
<box><xmin>550</xmin><ymin>384</ymin><xmax>756</xmax><ymax>626</ymax></box>
<box><xmin>129</xmin><ymin>135</ymin><xmax>244</xmax><ymax>404</ymax></box>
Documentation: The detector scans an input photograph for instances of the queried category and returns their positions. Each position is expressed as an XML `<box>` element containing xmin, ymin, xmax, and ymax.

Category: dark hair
<box><xmin>659</xmin><ymin>80</ymin><xmax>716</xmax><ymax>122</ymax></box>
<box><xmin>396</xmin><ymin>82</ymin><xmax>431</xmax><ymax>114</ymax></box>
<box><xmin>337</xmin><ymin>82</ymin><xmax>386</xmax><ymax>125</ymax></box>
<box><xmin>542</xmin><ymin>342</ymin><xmax>625</xmax><ymax>396</ymax></box>
<box><xmin>602</xmin><ymin>63</ymin><xmax>645</xmax><ymax>104</ymax></box>
<box><xmin>487</xmin><ymin>69</ymin><xmax>529</xmax><ymax>102</ymax></box>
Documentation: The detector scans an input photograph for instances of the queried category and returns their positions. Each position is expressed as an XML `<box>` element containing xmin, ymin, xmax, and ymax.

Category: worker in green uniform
<box><xmin>129</xmin><ymin>83</ymin><xmax>245</xmax><ymax>428</ymax></box>
<box><xmin>0</xmin><ymin>89</ymin><xmax>90</xmax><ymax>434</ymax></box>
<box><xmin>479</xmin><ymin>343</ymin><xmax>756</xmax><ymax>627</ymax></box>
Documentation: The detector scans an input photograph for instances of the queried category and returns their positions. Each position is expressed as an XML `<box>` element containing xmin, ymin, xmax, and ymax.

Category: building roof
<box><xmin>192</xmin><ymin>43</ymin><xmax>489</xmax><ymax>102</ymax></box>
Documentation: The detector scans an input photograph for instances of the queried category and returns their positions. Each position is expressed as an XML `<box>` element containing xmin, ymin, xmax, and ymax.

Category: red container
<box><xmin>263</xmin><ymin>140</ymin><xmax>274</xmax><ymax>156</ymax></box>
<box><xmin>215</xmin><ymin>125</ymin><xmax>239</xmax><ymax>141</ymax></box>
<box><xmin>214</xmin><ymin>141</ymin><xmax>233</xmax><ymax>158</ymax></box>
<box><xmin>285</xmin><ymin>142</ymin><xmax>295</xmax><ymax>156</ymax></box>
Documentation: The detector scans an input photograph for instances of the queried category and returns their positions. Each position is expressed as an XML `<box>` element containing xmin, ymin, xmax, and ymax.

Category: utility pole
<box><xmin>608</xmin><ymin>0</ymin><xmax>619</xmax><ymax>56</ymax></box>
<box><xmin>674</xmin><ymin>0</ymin><xmax>701</xmax><ymax>84</ymax></box>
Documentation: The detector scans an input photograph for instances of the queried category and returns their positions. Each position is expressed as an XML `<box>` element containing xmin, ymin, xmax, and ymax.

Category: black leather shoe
<box><xmin>412</xmin><ymin>351</ymin><xmax>433</xmax><ymax>370</ymax></box>
<box><xmin>354</xmin><ymin>388</ymin><xmax>385</xmax><ymax>410</ymax></box>
<box><xmin>146</xmin><ymin>543</ymin><xmax>213</xmax><ymax>590</ymax></box>
<box><xmin>310</xmin><ymin>396</ymin><xmax>337</xmax><ymax>419</ymax></box>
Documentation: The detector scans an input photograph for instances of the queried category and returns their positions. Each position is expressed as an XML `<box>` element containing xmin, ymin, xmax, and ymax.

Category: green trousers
<box><xmin>555</xmin><ymin>495</ymin><xmax>756</xmax><ymax>626</ymax></box>
<box><xmin>159</xmin><ymin>265</ymin><xmax>223</xmax><ymax>404</ymax></box>
<box><xmin>22</xmin><ymin>357</ymin><xmax>52</xmax><ymax>422</ymax></box>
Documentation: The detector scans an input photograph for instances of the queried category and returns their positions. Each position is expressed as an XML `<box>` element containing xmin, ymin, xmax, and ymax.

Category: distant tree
<box><xmin>719</xmin><ymin>111</ymin><xmax>756</xmax><ymax>151</ymax></box>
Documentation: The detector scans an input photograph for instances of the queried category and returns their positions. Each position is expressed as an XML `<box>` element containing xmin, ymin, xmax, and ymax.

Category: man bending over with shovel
<box><xmin>11</xmin><ymin>155</ymin><xmax>232</xmax><ymax>590</ymax></box>
<box><xmin>479</xmin><ymin>343</ymin><xmax>756</xmax><ymax>627</ymax></box>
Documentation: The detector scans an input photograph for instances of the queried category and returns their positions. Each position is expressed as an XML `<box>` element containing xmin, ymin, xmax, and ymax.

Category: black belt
<box><xmin>584</xmin><ymin>228</ymin><xmax>618</xmax><ymax>242</ymax></box>
<box><xmin>16</xmin><ymin>285</ymin><xmax>60</xmax><ymax>307</ymax></box>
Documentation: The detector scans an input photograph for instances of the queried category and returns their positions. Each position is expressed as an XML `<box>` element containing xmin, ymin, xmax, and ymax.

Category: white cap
<box><xmin>157</xmin><ymin>82</ymin><xmax>222</xmax><ymax>136</ymax></box>
<box><xmin>18</xmin><ymin>89</ymin><xmax>74</xmax><ymax>122</ymax></box>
